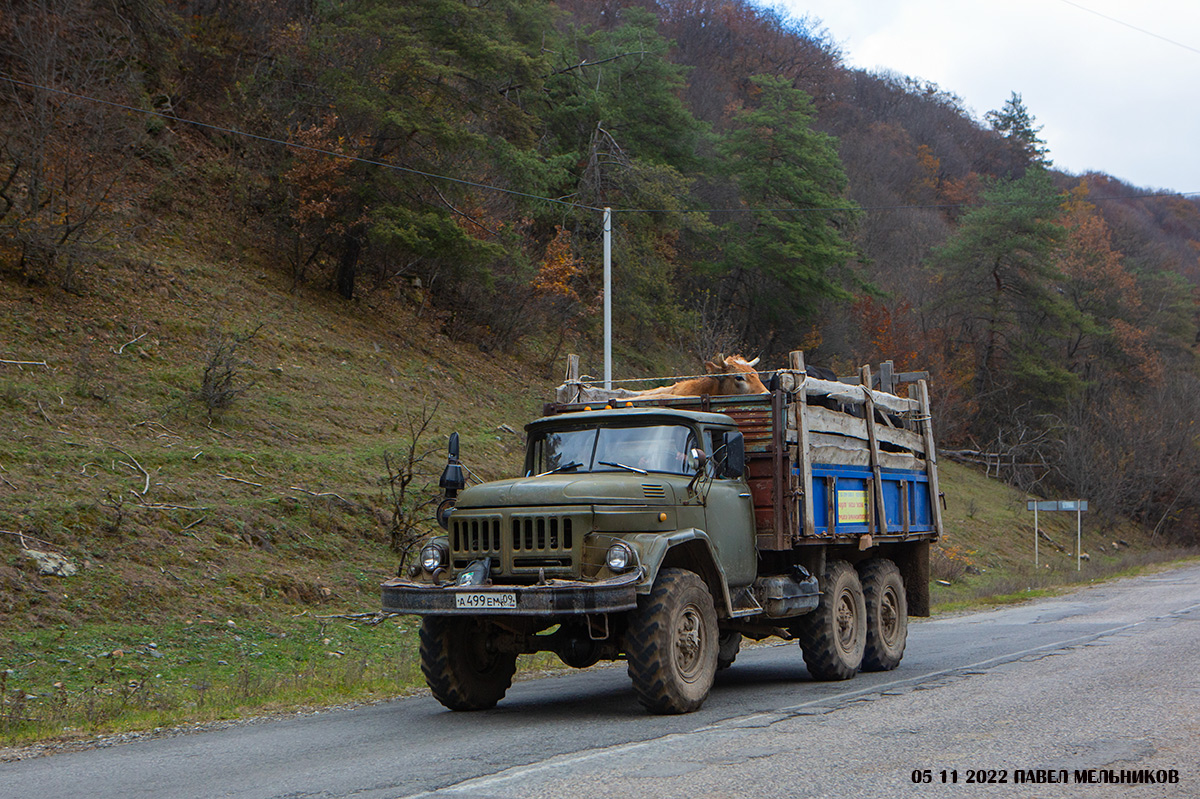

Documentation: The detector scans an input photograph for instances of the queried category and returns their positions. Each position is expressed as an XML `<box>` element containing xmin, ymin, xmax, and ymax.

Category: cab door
<box><xmin>702</xmin><ymin>429</ymin><xmax>757</xmax><ymax>588</ymax></box>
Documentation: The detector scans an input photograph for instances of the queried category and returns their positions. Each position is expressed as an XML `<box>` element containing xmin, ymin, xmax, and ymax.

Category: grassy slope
<box><xmin>0</xmin><ymin>223</ymin><xmax>556</xmax><ymax>743</ymax></box>
<box><xmin>0</xmin><ymin>208</ymin><xmax>1185</xmax><ymax>745</ymax></box>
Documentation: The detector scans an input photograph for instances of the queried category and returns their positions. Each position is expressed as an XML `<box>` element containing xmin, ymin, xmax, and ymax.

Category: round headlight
<box><xmin>420</xmin><ymin>542</ymin><xmax>447</xmax><ymax>572</ymax></box>
<box><xmin>605</xmin><ymin>542</ymin><xmax>635</xmax><ymax>573</ymax></box>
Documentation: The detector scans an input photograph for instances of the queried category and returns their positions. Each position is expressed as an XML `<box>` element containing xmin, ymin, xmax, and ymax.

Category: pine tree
<box><xmin>928</xmin><ymin>168</ymin><xmax>1069</xmax><ymax>425</ymax></box>
<box><xmin>712</xmin><ymin>74</ymin><xmax>861</xmax><ymax>347</ymax></box>
<box><xmin>985</xmin><ymin>91</ymin><xmax>1051</xmax><ymax>168</ymax></box>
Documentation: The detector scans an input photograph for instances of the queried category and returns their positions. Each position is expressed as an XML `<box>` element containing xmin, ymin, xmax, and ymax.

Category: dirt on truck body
<box><xmin>382</xmin><ymin>351</ymin><xmax>943</xmax><ymax>714</ymax></box>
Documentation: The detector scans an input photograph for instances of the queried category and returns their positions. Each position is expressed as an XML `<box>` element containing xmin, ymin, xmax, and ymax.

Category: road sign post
<box><xmin>1026</xmin><ymin>500</ymin><xmax>1089</xmax><ymax>570</ymax></box>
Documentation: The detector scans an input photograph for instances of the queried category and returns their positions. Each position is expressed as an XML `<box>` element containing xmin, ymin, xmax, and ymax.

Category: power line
<box><xmin>616</xmin><ymin>188</ymin><xmax>1200</xmax><ymax>215</ymax></box>
<box><xmin>1</xmin><ymin>72</ymin><xmax>1197</xmax><ymax>218</ymax></box>
<box><xmin>1056</xmin><ymin>0</ymin><xmax>1200</xmax><ymax>57</ymax></box>
<box><xmin>0</xmin><ymin>73</ymin><xmax>603</xmax><ymax>213</ymax></box>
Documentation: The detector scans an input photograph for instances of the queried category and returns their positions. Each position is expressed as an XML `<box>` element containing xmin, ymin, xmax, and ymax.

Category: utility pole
<box><xmin>603</xmin><ymin>206</ymin><xmax>612</xmax><ymax>389</ymax></box>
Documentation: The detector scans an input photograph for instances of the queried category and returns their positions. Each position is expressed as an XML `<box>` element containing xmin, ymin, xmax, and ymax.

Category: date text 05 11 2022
<box><xmin>911</xmin><ymin>769</ymin><xmax>1181</xmax><ymax>785</ymax></box>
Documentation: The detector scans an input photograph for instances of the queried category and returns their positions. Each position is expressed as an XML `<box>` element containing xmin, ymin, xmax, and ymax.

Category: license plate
<box><xmin>454</xmin><ymin>592</ymin><xmax>517</xmax><ymax>610</ymax></box>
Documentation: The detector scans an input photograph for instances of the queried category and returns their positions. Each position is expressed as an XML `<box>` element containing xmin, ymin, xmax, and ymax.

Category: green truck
<box><xmin>381</xmin><ymin>352</ymin><xmax>943</xmax><ymax>714</ymax></box>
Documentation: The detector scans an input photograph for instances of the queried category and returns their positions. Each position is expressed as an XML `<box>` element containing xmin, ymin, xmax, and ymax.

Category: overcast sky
<box><xmin>776</xmin><ymin>0</ymin><xmax>1200</xmax><ymax>194</ymax></box>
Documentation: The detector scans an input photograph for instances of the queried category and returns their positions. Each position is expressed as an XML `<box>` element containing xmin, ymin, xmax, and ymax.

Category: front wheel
<box><xmin>859</xmin><ymin>558</ymin><xmax>908</xmax><ymax>671</ymax></box>
<box><xmin>625</xmin><ymin>568</ymin><xmax>719</xmax><ymax>714</ymax></box>
<box><xmin>797</xmin><ymin>560</ymin><xmax>865</xmax><ymax>680</ymax></box>
<box><xmin>419</xmin><ymin>616</ymin><xmax>517</xmax><ymax>711</ymax></box>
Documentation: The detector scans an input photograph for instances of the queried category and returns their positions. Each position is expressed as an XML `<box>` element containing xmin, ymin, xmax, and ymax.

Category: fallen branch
<box><xmin>134</xmin><ymin>499</ymin><xmax>208</xmax><ymax>511</ymax></box>
<box><xmin>1038</xmin><ymin>529</ymin><xmax>1067</xmax><ymax>553</ymax></box>
<box><xmin>108</xmin><ymin>445</ymin><xmax>151</xmax><ymax>494</ymax></box>
<box><xmin>0</xmin><ymin>529</ymin><xmax>55</xmax><ymax>549</ymax></box>
<box><xmin>218</xmin><ymin>473</ymin><xmax>264</xmax><ymax>488</ymax></box>
<box><xmin>289</xmin><ymin>486</ymin><xmax>351</xmax><ymax>505</ymax></box>
<box><xmin>114</xmin><ymin>331</ymin><xmax>148</xmax><ymax>355</ymax></box>
<box><xmin>317</xmin><ymin>611</ymin><xmax>404</xmax><ymax>625</ymax></box>
<box><xmin>0</xmin><ymin>358</ymin><xmax>49</xmax><ymax>367</ymax></box>
<box><xmin>206</xmin><ymin>424</ymin><xmax>234</xmax><ymax>440</ymax></box>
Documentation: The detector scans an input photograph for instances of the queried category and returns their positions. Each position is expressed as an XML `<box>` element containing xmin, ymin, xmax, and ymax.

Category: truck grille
<box><xmin>450</xmin><ymin>516</ymin><xmax>502</xmax><ymax>556</ymax></box>
<box><xmin>511</xmin><ymin>513</ymin><xmax>574</xmax><ymax>570</ymax></box>
<box><xmin>449</xmin><ymin>509</ymin><xmax>587</xmax><ymax>577</ymax></box>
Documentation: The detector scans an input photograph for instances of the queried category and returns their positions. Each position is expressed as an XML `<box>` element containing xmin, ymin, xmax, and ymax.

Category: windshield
<box><xmin>529</xmin><ymin>424</ymin><xmax>698</xmax><ymax>476</ymax></box>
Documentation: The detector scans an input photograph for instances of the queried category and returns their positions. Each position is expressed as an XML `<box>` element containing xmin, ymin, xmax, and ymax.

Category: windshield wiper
<box><xmin>537</xmin><ymin>461</ymin><xmax>582</xmax><ymax>477</ymax></box>
<box><xmin>598</xmin><ymin>460</ymin><xmax>648</xmax><ymax>475</ymax></box>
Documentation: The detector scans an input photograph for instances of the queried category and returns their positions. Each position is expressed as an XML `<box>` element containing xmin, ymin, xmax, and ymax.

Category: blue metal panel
<box><xmin>802</xmin><ymin>464</ymin><xmax>935</xmax><ymax>536</ymax></box>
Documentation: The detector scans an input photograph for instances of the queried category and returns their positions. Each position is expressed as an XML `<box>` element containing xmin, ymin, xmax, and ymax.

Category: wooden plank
<box><xmin>834</xmin><ymin>370</ymin><xmax>929</xmax><ymax>387</ymax></box>
<box><xmin>808</xmin><ymin>439</ymin><xmax>923</xmax><ymax>471</ymax></box>
<box><xmin>914</xmin><ymin>379</ymin><xmax>944</xmax><ymax>539</ymax></box>
<box><xmin>556</xmin><ymin>354</ymin><xmax>581</xmax><ymax>403</ymax></box>
<box><xmin>861</xmin><ymin>365</ymin><xmax>888</xmax><ymax>535</ymax></box>
<box><xmin>771</xmin><ymin>387</ymin><xmax>786</xmax><ymax>550</ymax></box>
<box><xmin>802</xmin><ymin>378</ymin><xmax>920</xmax><ymax>414</ymax></box>
<box><xmin>790</xmin><ymin>351</ymin><xmax>815</xmax><ymax>540</ymax></box>
<box><xmin>881</xmin><ymin>360</ymin><xmax>896</xmax><ymax>394</ymax></box>
<box><xmin>826</xmin><ymin>475</ymin><xmax>837</xmax><ymax>536</ymax></box>
<box><xmin>803</xmin><ymin>406</ymin><xmax>926</xmax><ymax>455</ymax></box>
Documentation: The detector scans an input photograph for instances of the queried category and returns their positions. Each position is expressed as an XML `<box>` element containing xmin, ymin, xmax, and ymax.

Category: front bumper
<box><xmin>381</xmin><ymin>570</ymin><xmax>642</xmax><ymax>616</ymax></box>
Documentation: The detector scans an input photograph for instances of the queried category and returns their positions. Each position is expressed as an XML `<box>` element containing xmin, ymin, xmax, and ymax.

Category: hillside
<box><xmin>2</xmin><ymin>0</ymin><xmax>1198</xmax><ymax>744</ymax></box>
<box><xmin>0</xmin><ymin>226</ymin><xmax>1181</xmax><ymax>745</ymax></box>
<box><xmin>4</xmin><ymin>0</ymin><xmax>1199</xmax><ymax>542</ymax></box>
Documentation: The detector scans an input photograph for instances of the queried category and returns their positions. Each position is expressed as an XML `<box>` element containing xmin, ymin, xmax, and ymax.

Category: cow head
<box><xmin>704</xmin><ymin>354</ymin><xmax>769</xmax><ymax>395</ymax></box>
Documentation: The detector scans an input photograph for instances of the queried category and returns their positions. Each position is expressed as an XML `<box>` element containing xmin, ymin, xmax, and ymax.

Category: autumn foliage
<box><xmin>2</xmin><ymin>0</ymin><xmax>1199</xmax><ymax>541</ymax></box>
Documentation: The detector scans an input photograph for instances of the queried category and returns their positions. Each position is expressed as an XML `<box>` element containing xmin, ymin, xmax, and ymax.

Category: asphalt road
<box><xmin>3</xmin><ymin>564</ymin><xmax>1199</xmax><ymax>799</ymax></box>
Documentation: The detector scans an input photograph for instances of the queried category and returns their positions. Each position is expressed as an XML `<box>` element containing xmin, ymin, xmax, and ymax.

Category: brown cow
<box><xmin>632</xmin><ymin>354</ymin><xmax>769</xmax><ymax>398</ymax></box>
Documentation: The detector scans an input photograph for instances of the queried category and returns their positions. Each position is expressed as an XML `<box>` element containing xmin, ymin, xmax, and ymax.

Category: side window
<box><xmin>704</xmin><ymin>429</ymin><xmax>726</xmax><ymax>478</ymax></box>
<box><xmin>527</xmin><ymin>438</ymin><xmax>543</xmax><ymax>476</ymax></box>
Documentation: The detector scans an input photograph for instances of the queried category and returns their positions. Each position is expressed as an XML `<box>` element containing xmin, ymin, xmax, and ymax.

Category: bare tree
<box><xmin>382</xmin><ymin>403</ymin><xmax>441</xmax><ymax>559</ymax></box>
<box><xmin>0</xmin><ymin>0</ymin><xmax>145</xmax><ymax>290</ymax></box>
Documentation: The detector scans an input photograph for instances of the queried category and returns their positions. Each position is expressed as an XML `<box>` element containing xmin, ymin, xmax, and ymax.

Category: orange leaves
<box><xmin>852</xmin><ymin>295</ymin><xmax>976</xmax><ymax>444</ymax></box>
<box><xmin>912</xmin><ymin>144</ymin><xmax>941</xmax><ymax>202</ymax></box>
<box><xmin>852</xmin><ymin>296</ymin><xmax>921</xmax><ymax>372</ymax></box>
<box><xmin>1111</xmin><ymin>319</ymin><xmax>1164</xmax><ymax>385</ymax></box>
<box><xmin>284</xmin><ymin>114</ymin><xmax>355</xmax><ymax>235</ymax></box>
<box><xmin>532</xmin><ymin>226</ymin><xmax>584</xmax><ymax>303</ymax></box>
<box><xmin>1057</xmin><ymin>190</ymin><xmax>1138</xmax><ymax>309</ymax></box>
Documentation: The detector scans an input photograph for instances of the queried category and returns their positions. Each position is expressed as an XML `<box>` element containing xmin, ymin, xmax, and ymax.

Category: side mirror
<box><xmin>439</xmin><ymin>432</ymin><xmax>466</xmax><ymax>494</ymax></box>
<box><xmin>723</xmin><ymin>431</ymin><xmax>745</xmax><ymax>478</ymax></box>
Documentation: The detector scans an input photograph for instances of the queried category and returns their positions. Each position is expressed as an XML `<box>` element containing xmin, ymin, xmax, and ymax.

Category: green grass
<box><xmin>0</xmin><ymin>616</ymin><xmax>423</xmax><ymax>745</ymax></box>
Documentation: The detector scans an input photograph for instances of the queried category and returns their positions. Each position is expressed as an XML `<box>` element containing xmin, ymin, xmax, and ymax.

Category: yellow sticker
<box><xmin>837</xmin><ymin>489</ymin><xmax>868</xmax><ymax>523</ymax></box>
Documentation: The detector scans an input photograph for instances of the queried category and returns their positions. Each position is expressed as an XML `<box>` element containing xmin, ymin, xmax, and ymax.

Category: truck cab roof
<box><xmin>526</xmin><ymin>406</ymin><xmax>740</xmax><ymax>433</ymax></box>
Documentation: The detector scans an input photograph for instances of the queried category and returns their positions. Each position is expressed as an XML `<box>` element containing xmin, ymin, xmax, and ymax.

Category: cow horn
<box><xmin>746</xmin><ymin>357</ymin><xmax>760</xmax><ymax>367</ymax></box>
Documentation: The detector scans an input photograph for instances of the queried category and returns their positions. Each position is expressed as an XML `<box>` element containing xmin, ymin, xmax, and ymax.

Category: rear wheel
<box><xmin>626</xmin><ymin>568</ymin><xmax>719</xmax><ymax>714</ymax></box>
<box><xmin>419</xmin><ymin>616</ymin><xmax>517</xmax><ymax>711</ymax></box>
<box><xmin>717</xmin><ymin>631</ymin><xmax>742</xmax><ymax>671</ymax></box>
<box><xmin>859</xmin><ymin>558</ymin><xmax>908</xmax><ymax>671</ymax></box>
<box><xmin>797</xmin><ymin>560</ymin><xmax>865</xmax><ymax>680</ymax></box>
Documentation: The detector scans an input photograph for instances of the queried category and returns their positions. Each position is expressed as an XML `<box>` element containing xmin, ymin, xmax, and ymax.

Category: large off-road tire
<box><xmin>859</xmin><ymin>558</ymin><xmax>908</xmax><ymax>671</ymax></box>
<box><xmin>625</xmin><ymin>568</ymin><xmax>719</xmax><ymax>714</ymax></box>
<box><xmin>717</xmin><ymin>631</ymin><xmax>742</xmax><ymax>671</ymax></box>
<box><xmin>419</xmin><ymin>616</ymin><xmax>517</xmax><ymax>711</ymax></box>
<box><xmin>797</xmin><ymin>560</ymin><xmax>866</xmax><ymax>681</ymax></box>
